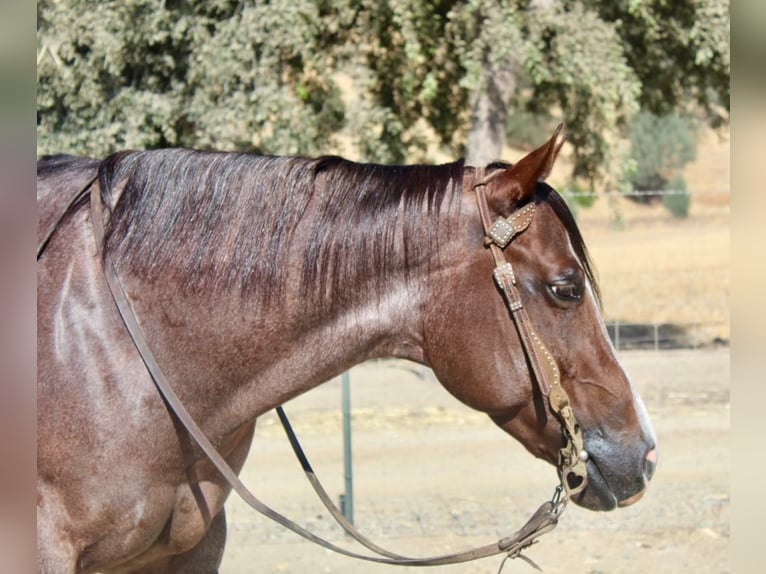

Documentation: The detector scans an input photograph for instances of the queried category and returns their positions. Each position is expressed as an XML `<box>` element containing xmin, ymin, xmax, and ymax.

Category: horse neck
<box><xmin>184</xmin><ymin>248</ymin><xmax>440</xmax><ymax>435</ymax></box>
<box><xmin>204</xmin><ymin>180</ymin><xmax>474</xmax><ymax>432</ymax></box>
<box><xmin>254</xmin><ymin>165</ymin><xmax>474</xmax><ymax>372</ymax></box>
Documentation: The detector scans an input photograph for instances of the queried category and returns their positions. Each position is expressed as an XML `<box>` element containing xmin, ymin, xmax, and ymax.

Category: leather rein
<box><xmin>37</xmin><ymin>169</ymin><xmax>589</xmax><ymax>570</ymax></box>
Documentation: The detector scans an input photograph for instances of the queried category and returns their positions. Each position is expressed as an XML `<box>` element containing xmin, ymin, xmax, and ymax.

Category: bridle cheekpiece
<box><xmin>471</xmin><ymin>169</ymin><xmax>589</xmax><ymax>498</ymax></box>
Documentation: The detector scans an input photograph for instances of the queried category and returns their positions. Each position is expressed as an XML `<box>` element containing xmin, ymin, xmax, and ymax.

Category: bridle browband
<box><xmin>37</xmin><ymin>167</ymin><xmax>590</xmax><ymax>571</ymax></box>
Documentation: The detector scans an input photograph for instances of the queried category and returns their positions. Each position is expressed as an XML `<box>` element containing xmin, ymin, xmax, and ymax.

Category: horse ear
<box><xmin>486</xmin><ymin>124</ymin><xmax>566</xmax><ymax>213</ymax></box>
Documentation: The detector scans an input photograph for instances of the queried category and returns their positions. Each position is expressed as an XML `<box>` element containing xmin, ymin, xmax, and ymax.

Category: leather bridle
<box><xmin>37</xmin><ymin>167</ymin><xmax>590</xmax><ymax>570</ymax></box>
<box><xmin>471</xmin><ymin>168</ymin><xmax>589</xmax><ymax>496</ymax></box>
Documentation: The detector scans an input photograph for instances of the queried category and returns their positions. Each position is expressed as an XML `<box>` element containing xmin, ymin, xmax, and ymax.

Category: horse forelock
<box><xmin>100</xmin><ymin>149</ymin><xmax>465</xmax><ymax>305</ymax></box>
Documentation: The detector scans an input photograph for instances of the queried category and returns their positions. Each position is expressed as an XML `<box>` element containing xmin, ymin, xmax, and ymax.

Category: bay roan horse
<box><xmin>37</xmin><ymin>129</ymin><xmax>657</xmax><ymax>573</ymax></box>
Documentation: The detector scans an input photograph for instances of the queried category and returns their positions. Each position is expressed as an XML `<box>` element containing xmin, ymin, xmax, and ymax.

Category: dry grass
<box><xmin>581</xmin><ymin>201</ymin><xmax>729</xmax><ymax>341</ymax></box>
<box><xmin>575</xmin><ymin>126</ymin><xmax>730</xmax><ymax>342</ymax></box>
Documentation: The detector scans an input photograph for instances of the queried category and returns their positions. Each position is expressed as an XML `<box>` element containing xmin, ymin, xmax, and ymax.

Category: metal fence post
<box><xmin>341</xmin><ymin>371</ymin><xmax>354</xmax><ymax>524</ymax></box>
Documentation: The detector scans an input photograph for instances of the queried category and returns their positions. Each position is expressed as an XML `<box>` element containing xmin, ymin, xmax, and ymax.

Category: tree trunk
<box><xmin>465</xmin><ymin>0</ymin><xmax>555</xmax><ymax>166</ymax></box>
<box><xmin>465</xmin><ymin>60</ymin><xmax>517</xmax><ymax>167</ymax></box>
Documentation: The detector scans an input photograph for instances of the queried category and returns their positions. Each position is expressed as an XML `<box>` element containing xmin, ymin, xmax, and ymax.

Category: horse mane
<box><xmin>37</xmin><ymin>154</ymin><xmax>100</xmax><ymax>177</ymax></box>
<box><xmin>99</xmin><ymin>149</ymin><xmax>464</xmax><ymax>305</ymax></box>
<box><xmin>98</xmin><ymin>150</ymin><xmax>597</xmax><ymax>307</ymax></box>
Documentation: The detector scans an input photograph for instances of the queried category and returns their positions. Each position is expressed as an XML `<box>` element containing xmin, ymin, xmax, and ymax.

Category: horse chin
<box><xmin>569</xmin><ymin>458</ymin><xmax>649</xmax><ymax>511</ymax></box>
<box><xmin>569</xmin><ymin>460</ymin><xmax>619</xmax><ymax>511</ymax></box>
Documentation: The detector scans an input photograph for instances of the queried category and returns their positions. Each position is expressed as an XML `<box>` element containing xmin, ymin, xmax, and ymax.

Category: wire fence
<box><xmin>605</xmin><ymin>320</ymin><xmax>728</xmax><ymax>351</ymax></box>
<box><xmin>561</xmin><ymin>188</ymin><xmax>729</xmax><ymax>198</ymax></box>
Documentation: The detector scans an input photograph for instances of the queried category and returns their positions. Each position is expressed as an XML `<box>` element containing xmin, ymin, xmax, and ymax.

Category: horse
<box><xmin>37</xmin><ymin>128</ymin><xmax>657</xmax><ymax>573</ymax></box>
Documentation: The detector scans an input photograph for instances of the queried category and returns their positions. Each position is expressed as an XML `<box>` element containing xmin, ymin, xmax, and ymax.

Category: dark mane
<box><xmin>99</xmin><ymin>149</ymin><xmax>464</xmax><ymax>304</ymax></box>
<box><xmin>98</xmin><ymin>150</ymin><xmax>597</xmax><ymax>308</ymax></box>
<box><xmin>37</xmin><ymin>154</ymin><xmax>99</xmax><ymax>178</ymax></box>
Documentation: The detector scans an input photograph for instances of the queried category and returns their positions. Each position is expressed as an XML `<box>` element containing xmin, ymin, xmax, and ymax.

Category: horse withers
<box><xmin>37</xmin><ymin>129</ymin><xmax>657</xmax><ymax>573</ymax></box>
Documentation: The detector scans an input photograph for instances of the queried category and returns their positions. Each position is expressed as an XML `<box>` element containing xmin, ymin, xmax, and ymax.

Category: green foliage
<box><xmin>38</xmin><ymin>0</ymin><xmax>730</xmax><ymax>182</ymax></box>
<box><xmin>348</xmin><ymin>0</ymin><xmax>642</xmax><ymax>172</ymax></box>
<box><xmin>584</xmin><ymin>0</ymin><xmax>730</xmax><ymax>128</ymax></box>
<box><xmin>343</xmin><ymin>0</ymin><xmax>472</xmax><ymax>162</ymax></box>
<box><xmin>561</xmin><ymin>180</ymin><xmax>598</xmax><ymax>220</ymax></box>
<box><xmin>37</xmin><ymin>0</ymin><xmax>346</xmax><ymax>157</ymax></box>
<box><xmin>626</xmin><ymin>111</ymin><xmax>694</xmax><ymax>218</ymax></box>
<box><xmin>520</xmin><ymin>2</ymin><xmax>642</xmax><ymax>181</ymax></box>
<box><xmin>505</xmin><ymin>107</ymin><xmax>557</xmax><ymax>150</ymax></box>
<box><xmin>568</xmin><ymin>181</ymin><xmax>599</xmax><ymax>209</ymax></box>
<box><xmin>628</xmin><ymin>110</ymin><xmax>698</xmax><ymax>192</ymax></box>
<box><xmin>662</xmin><ymin>176</ymin><xmax>691</xmax><ymax>219</ymax></box>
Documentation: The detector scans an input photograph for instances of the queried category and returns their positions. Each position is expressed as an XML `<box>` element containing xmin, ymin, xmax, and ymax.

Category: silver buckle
<box><xmin>493</xmin><ymin>262</ymin><xmax>516</xmax><ymax>286</ymax></box>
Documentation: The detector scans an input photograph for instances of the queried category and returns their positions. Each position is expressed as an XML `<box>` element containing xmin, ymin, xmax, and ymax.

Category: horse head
<box><xmin>424</xmin><ymin>128</ymin><xmax>657</xmax><ymax>511</ymax></box>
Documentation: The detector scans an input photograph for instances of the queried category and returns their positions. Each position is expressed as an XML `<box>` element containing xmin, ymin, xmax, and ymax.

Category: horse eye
<box><xmin>549</xmin><ymin>282</ymin><xmax>583</xmax><ymax>302</ymax></box>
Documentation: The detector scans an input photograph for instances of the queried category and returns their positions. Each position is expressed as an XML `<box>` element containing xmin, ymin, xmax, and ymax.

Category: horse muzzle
<box><xmin>570</xmin><ymin>435</ymin><xmax>658</xmax><ymax>511</ymax></box>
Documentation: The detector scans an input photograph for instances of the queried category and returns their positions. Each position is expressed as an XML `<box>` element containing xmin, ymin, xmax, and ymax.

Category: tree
<box><xmin>37</xmin><ymin>0</ymin><xmax>729</xmax><ymax>183</ymax></box>
<box><xmin>346</xmin><ymin>0</ymin><xmax>729</xmax><ymax>177</ymax></box>
<box><xmin>37</xmin><ymin>0</ymin><xmax>345</xmax><ymax>156</ymax></box>
<box><xmin>626</xmin><ymin>110</ymin><xmax>697</xmax><ymax>217</ymax></box>
<box><xmin>627</xmin><ymin>111</ymin><xmax>697</xmax><ymax>194</ymax></box>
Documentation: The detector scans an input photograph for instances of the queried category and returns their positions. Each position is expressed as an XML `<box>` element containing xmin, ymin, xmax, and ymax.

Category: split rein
<box><xmin>38</xmin><ymin>170</ymin><xmax>589</xmax><ymax>571</ymax></box>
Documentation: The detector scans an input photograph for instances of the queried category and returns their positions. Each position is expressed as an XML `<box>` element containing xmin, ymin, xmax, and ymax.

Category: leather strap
<box><xmin>82</xmin><ymin>179</ymin><xmax>566</xmax><ymax>567</ymax></box>
<box><xmin>37</xmin><ymin>174</ymin><xmax>97</xmax><ymax>260</ymax></box>
<box><xmin>471</xmin><ymin>173</ymin><xmax>588</xmax><ymax>495</ymax></box>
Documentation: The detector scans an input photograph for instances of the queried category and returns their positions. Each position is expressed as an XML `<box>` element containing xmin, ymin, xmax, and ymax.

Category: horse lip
<box><xmin>618</xmin><ymin>489</ymin><xmax>646</xmax><ymax>507</ymax></box>
<box><xmin>572</xmin><ymin>458</ymin><xmax>618</xmax><ymax>510</ymax></box>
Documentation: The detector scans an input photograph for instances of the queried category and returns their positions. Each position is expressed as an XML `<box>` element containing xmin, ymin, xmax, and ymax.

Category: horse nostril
<box><xmin>644</xmin><ymin>448</ymin><xmax>658</xmax><ymax>481</ymax></box>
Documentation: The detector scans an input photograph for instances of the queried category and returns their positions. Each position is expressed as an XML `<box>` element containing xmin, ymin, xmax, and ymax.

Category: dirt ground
<box><xmin>219</xmin><ymin>348</ymin><xmax>729</xmax><ymax>574</ymax></box>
